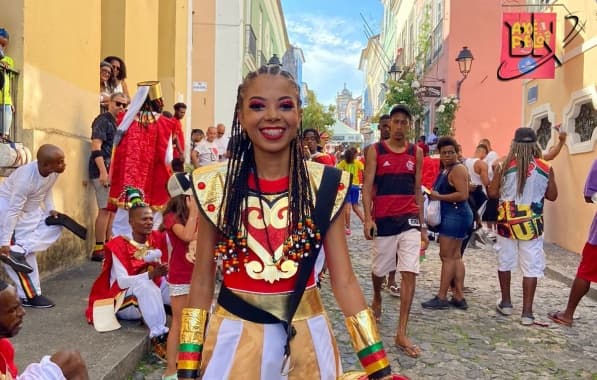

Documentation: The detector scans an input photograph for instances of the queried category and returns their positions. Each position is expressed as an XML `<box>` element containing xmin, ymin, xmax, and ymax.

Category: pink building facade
<box><xmin>422</xmin><ymin>0</ymin><xmax>524</xmax><ymax>157</ymax></box>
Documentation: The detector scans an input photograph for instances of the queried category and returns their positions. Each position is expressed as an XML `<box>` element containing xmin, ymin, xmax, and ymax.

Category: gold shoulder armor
<box><xmin>306</xmin><ymin>161</ymin><xmax>351</xmax><ymax>223</ymax></box>
<box><xmin>191</xmin><ymin>162</ymin><xmax>228</xmax><ymax>227</ymax></box>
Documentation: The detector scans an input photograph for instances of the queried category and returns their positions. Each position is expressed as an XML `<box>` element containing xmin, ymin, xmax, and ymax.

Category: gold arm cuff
<box><xmin>344</xmin><ymin>308</ymin><xmax>381</xmax><ymax>352</ymax></box>
<box><xmin>180</xmin><ymin>308</ymin><xmax>209</xmax><ymax>345</ymax></box>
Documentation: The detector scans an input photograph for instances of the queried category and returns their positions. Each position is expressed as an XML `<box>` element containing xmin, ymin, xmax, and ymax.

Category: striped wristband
<box><xmin>177</xmin><ymin>308</ymin><xmax>209</xmax><ymax>378</ymax></box>
<box><xmin>345</xmin><ymin>308</ymin><xmax>392</xmax><ymax>379</ymax></box>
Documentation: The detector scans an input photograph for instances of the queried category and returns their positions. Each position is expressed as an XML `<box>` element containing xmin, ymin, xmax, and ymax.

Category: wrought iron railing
<box><xmin>0</xmin><ymin>65</ymin><xmax>19</xmax><ymax>141</ymax></box>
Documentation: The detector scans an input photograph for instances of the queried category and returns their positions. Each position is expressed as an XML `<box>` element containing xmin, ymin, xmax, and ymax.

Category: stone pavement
<box><xmin>139</xmin><ymin>220</ymin><xmax>597</xmax><ymax>380</ymax></box>
<box><xmin>8</xmin><ymin>217</ymin><xmax>597</xmax><ymax>379</ymax></box>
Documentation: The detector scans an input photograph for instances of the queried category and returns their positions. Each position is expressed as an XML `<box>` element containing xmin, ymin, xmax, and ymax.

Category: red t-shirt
<box><xmin>0</xmin><ymin>338</ymin><xmax>17</xmax><ymax>378</ymax></box>
<box><xmin>163</xmin><ymin>213</ymin><xmax>195</xmax><ymax>285</ymax></box>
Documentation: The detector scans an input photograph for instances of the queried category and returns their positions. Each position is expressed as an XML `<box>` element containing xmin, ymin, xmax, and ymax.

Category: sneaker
<box><xmin>521</xmin><ymin>314</ymin><xmax>535</xmax><ymax>326</ymax></box>
<box><xmin>421</xmin><ymin>296</ymin><xmax>449</xmax><ymax>310</ymax></box>
<box><xmin>151</xmin><ymin>333</ymin><xmax>168</xmax><ymax>362</ymax></box>
<box><xmin>0</xmin><ymin>247</ymin><xmax>33</xmax><ymax>273</ymax></box>
<box><xmin>486</xmin><ymin>231</ymin><xmax>497</xmax><ymax>242</ymax></box>
<box><xmin>345</xmin><ymin>228</ymin><xmax>352</xmax><ymax>236</ymax></box>
<box><xmin>496</xmin><ymin>300</ymin><xmax>513</xmax><ymax>316</ymax></box>
<box><xmin>90</xmin><ymin>248</ymin><xmax>105</xmax><ymax>262</ymax></box>
<box><xmin>21</xmin><ymin>295</ymin><xmax>55</xmax><ymax>308</ymax></box>
<box><xmin>449</xmin><ymin>297</ymin><xmax>469</xmax><ymax>310</ymax></box>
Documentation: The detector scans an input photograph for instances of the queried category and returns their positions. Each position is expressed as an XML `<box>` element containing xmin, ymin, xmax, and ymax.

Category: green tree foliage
<box><xmin>302</xmin><ymin>90</ymin><xmax>335</xmax><ymax>135</ymax></box>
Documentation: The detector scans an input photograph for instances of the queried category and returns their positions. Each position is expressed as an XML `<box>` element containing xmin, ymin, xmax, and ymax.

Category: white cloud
<box><xmin>285</xmin><ymin>14</ymin><xmax>365</xmax><ymax>107</ymax></box>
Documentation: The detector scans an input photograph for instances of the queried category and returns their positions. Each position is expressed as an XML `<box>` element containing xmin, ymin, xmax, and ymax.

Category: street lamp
<box><xmin>388</xmin><ymin>63</ymin><xmax>402</xmax><ymax>82</ymax></box>
<box><xmin>267</xmin><ymin>54</ymin><xmax>282</xmax><ymax>67</ymax></box>
<box><xmin>455</xmin><ymin>46</ymin><xmax>474</xmax><ymax>99</ymax></box>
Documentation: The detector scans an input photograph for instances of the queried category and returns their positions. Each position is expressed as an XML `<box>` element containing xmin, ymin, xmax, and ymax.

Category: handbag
<box><xmin>425</xmin><ymin>199</ymin><xmax>441</xmax><ymax>227</ymax></box>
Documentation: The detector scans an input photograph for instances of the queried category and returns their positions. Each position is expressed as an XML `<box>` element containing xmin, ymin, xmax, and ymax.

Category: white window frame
<box><xmin>527</xmin><ymin>103</ymin><xmax>556</xmax><ymax>154</ymax></box>
<box><xmin>562</xmin><ymin>85</ymin><xmax>597</xmax><ymax>155</ymax></box>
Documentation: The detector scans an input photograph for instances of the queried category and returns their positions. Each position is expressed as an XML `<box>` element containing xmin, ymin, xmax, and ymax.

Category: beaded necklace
<box><xmin>213</xmin><ymin>204</ymin><xmax>322</xmax><ymax>275</ymax></box>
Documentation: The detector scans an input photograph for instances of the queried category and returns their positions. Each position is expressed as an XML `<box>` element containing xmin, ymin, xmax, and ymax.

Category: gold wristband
<box><xmin>344</xmin><ymin>308</ymin><xmax>381</xmax><ymax>352</ymax></box>
<box><xmin>180</xmin><ymin>308</ymin><xmax>209</xmax><ymax>345</ymax></box>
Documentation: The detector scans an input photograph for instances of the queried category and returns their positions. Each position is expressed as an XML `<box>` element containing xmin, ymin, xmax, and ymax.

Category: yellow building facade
<box><xmin>0</xmin><ymin>0</ymin><xmax>190</xmax><ymax>274</ymax></box>
<box><xmin>522</xmin><ymin>0</ymin><xmax>597</xmax><ymax>252</ymax></box>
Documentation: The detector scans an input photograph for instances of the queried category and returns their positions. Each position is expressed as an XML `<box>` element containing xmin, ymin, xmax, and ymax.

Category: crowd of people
<box><xmin>0</xmin><ymin>59</ymin><xmax>595</xmax><ymax>380</ymax></box>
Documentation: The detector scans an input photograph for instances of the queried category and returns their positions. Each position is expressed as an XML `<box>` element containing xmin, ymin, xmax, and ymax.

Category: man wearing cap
<box><xmin>0</xmin><ymin>27</ymin><xmax>14</xmax><ymax>139</ymax></box>
<box><xmin>362</xmin><ymin>104</ymin><xmax>427</xmax><ymax>358</ymax></box>
<box><xmin>488</xmin><ymin>127</ymin><xmax>558</xmax><ymax>326</ymax></box>
<box><xmin>86</xmin><ymin>187</ymin><xmax>170</xmax><ymax>361</ymax></box>
<box><xmin>0</xmin><ymin>279</ymin><xmax>90</xmax><ymax>379</ymax></box>
<box><xmin>108</xmin><ymin>81</ymin><xmax>176</xmax><ymax>237</ymax></box>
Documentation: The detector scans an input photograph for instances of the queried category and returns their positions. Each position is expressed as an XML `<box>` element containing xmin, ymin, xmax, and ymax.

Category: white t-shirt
<box><xmin>215</xmin><ymin>136</ymin><xmax>230</xmax><ymax>161</ymax></box>
<box><xmin>484</xmin><ymin>150</ymin><xmax>499</xmax><ymax>179</ymax></box>
<box><xmin>194</xmin><ymin>139</ymin><xmax>219</xmax><ymax>167</ymax></box>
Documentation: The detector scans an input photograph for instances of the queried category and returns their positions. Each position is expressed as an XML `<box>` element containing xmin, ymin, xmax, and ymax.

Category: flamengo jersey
<box><xmin>373</xmin><ymin>141</ymin><xmax>419</xmax><ymax>236</ymax></box>
<box><xmin>497</xmin><ymin>157</ymin><xmax>550</xmax><ymax>240</ymax></box>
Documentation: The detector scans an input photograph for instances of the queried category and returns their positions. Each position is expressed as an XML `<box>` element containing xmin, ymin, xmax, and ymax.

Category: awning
<box><xmin>329</xmin><ymin>119</ymin><xmax>363</xmax><ymax>143</ymax></box>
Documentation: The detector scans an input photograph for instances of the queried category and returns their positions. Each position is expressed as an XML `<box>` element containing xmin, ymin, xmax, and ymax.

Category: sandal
<box><xmin>388</xmin><ymin>284</ymin><xmax>400</xmax><ymax>297</ymax></box>
<box><xmin>396</xmin><ymin>343</ymin><xmax>422</xmax><ymax>358</ymax></box>
<box><xmin>547</xmin><ymin>311</ymin><xmax>572</xmax><ymax>327</ymax></box>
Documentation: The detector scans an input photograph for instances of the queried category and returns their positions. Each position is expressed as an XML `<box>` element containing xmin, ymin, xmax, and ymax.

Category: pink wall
<box><xmin>428</xmin><ymin>0</ymin><xmax>524</xmax><ymax>157</ymax></box>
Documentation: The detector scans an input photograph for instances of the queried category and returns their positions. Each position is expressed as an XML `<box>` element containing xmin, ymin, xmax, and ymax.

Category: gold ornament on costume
<box><xmin>124</xmin><ymin>237</ymin><xmax>151</xmax><ymax>260</ymax></box>
<box><xmin>180</xmin><ymin>308</ymin><xmax>209</xmax><ymax>345</ymax></box>
<box><xmin>137</xmin><ymin>80</ymin><xmax>162</xmax><ymax>100</ymax></box>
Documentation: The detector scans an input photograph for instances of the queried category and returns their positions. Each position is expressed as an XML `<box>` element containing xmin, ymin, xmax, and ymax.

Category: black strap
<box><xmin>45</xmin><ymin>213</ymin><xmax>88</xmax><ymax>240</ymax></box>
<box><xmin>217</xmin><ymin>165</ymin><xmax>342</xmax><ymax>359</ymax></box>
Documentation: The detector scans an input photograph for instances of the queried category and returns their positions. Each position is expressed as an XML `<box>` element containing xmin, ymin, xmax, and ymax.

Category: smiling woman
<box><xmin>178</xmin><ymin>65</ymin><xmax>405</xmax><ymax>380</ymax></box>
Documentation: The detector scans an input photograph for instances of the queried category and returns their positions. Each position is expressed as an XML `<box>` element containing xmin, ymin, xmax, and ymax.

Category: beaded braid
<box><xmin>216</xmin><ymin>65</ymin><xmax>314</xmax><ymax>242</ymax></box>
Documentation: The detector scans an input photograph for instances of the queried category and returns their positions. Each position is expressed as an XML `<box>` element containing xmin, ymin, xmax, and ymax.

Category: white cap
<box><xmin>167</xmin><ymin>172</ymin><xmax>193</xmax><ymax>197</ymax></box>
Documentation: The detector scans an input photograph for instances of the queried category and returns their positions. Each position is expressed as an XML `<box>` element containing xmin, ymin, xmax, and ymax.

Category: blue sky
<box><xmin>280</xmin><ymin>0</ymin><xmax>383</xmax><ymax>107</ymax></box>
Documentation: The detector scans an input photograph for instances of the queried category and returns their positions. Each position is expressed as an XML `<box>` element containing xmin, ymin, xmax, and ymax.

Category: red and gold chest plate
<box><xmin>192</xmin><ymin>162</ymin><xmax>350</xmax><ymax>294</ymax></box>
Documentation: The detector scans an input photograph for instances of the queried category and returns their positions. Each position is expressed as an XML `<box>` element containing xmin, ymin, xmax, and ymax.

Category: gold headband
<box><xmin>137</xmin><ymin>80</ymin><xmax>162</xmax><ymax>101</ymax></box>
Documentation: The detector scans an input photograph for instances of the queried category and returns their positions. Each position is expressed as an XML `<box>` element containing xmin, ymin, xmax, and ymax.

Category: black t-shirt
<box><xmin>88</xmin><ymin>112</ymin><xmax>117</xmax><ymax>179</ymax></box>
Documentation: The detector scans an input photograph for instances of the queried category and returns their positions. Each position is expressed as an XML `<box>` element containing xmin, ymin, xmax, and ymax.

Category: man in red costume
<box><xmin>108</xmin><ymin>81</ymin><xmax>176</xmax><ymax>237</ymax></box>
<box><xmin>86</xmin><ymin>187</ymin><xmax>170</xmax><ymax>361</ymax></box>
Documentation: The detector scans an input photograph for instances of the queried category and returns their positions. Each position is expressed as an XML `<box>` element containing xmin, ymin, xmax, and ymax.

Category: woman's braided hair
<box><xmin>217</xmin><ymin>65</ymin><xmax>314</xmax><ymax>238</ymax></box>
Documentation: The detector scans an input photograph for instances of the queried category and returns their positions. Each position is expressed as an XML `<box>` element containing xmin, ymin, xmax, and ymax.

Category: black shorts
<box><xmin>482</xmin><ymin>198</ymin><xmax>499</xmax><ymax>222</ymax></box>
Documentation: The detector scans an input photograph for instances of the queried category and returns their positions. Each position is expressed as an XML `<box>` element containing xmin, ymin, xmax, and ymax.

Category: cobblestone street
<box><xmin>142</xmin><ymin>219</ymin><xmax>597</xmax><ymax>379</ymax></box>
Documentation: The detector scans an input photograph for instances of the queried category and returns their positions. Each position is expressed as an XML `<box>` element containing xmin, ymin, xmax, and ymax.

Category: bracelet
<box><xmin>177</xmin><ymin>308</ymin><xmax>209</xmax><ymax>378</ymax></box>
<box><xmin>345</xmin><ymin>309</ymin><xmax>392</xmax><ymax>379</ymax></box>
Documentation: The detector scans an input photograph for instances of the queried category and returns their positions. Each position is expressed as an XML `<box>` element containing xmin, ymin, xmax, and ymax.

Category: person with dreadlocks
<box><xmin>488</xmin><ymin>128</ymin><xmax>558</xmax><ymax>326</ymax></box>
<box><xmin>178</xmin><ymin>66</ymin><xmax>405</xmax><ymax>380</ymax></box>
<box><xmin>86</xmin><ymin>187</ymin><xmax>170</xmax><ymax>361</ymax></box>
<box><xmin>107</xmin><ymin>81</ymin><xmax>175</xmax><ymax>237</ymax></box>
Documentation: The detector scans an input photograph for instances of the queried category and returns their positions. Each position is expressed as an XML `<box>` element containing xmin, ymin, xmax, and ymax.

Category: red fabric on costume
<box><xmin>108</xmin><ymin>114</ymin><xmax>175</xmax><ymax>210</ymax></box>
<box><xmin>0</xmin><ymin>338</ymin><xmax>17</xmax><ymax>378</ymax></box>
<box><xmin>223</xmin><ymin>174</ymin><xmax>318</xmax><ymax>294</ymax></box>
<box><xmin>163</xmin><ymin>213</ymin><xmax>195</xmax><ymax>285</ymax></box>
<box><xmin>577</xmin><ymin>242</ymin><xmax>597</xmax><ymax>283</ymax></box>
<box><xmin>422</xmin><ymin>156</ymin><xmax>440</xmax><ymax>190</ymax></box>
<box><xmin>311</xmin><ymin>152</ymin><xmax>335</xmax><ymax>166</ymax></box>
<box><xmin>85</xmin><ymin>231</ymin><xmax>167</xmax><ymax>323</ymax></box>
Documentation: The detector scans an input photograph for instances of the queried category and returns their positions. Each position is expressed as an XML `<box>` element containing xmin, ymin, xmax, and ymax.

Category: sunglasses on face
<box><xmin>101</xmin><ymin>69</ymin><xmax>112</xmax><ymax>75</ymax></box>
<box><xmin>114</xmin><ymin>101</ymin><xmax>128</xmax><ymax>108</ymax></box>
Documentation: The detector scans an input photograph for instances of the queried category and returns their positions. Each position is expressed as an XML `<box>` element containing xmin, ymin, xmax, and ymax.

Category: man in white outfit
<box><xmin>86</xmin><ymin>188</ymin><xmax>170</xmax><ymax>361</ymax></box>
<box><xmin>0</xmin><ymin>144</ymin><xmax>66</xmax><ymax>308</ymax></box>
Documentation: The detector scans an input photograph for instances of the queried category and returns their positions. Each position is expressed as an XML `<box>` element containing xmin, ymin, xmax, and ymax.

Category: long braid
<box><xmin>217</xmin><ymin>65</ymin><xmax>314</xmax><ymax>240</ymax></box>
<box><xmin>500</xmin><ymin>141</ymin><xmax>542</xmax><ymax>197</ymax></box>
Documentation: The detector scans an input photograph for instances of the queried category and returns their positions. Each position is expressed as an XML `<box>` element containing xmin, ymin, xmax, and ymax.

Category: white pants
<box><xmin>111</xmin><ymin>208</ymin><xmax>163</xmax><ymax>238</ymax></box>
<box><xmin>17</xmin><ymin>355</ymin><xmax>66</xmax><ymax>380</ymax></box>
<box><xmin>1</xmin><ymin>207</ymin><xmax>62</xmax><ymax>299</ymax></box>
<box><xmin>116</xmin><ymin>278</ymin><xmax>170</xmax><ymax>338</ymax></box>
